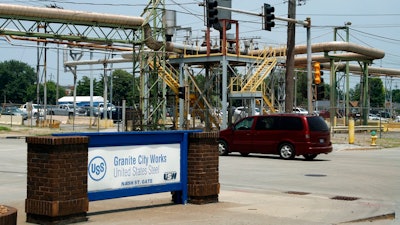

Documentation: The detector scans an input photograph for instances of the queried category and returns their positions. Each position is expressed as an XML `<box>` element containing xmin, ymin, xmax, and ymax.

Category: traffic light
<box><xmin>263</xmin><ymin>3</ymin><xmax>275</xmax><ymax>31</ymax></box>
<box><xmin>317</xmin><ymin>84</ymin><xmax>325</xmax><ymax>100</ymax></box>
<box><xmin>206</xmin><ymin>0</ymin><xmax>218</xmax><ymax>28</ymax></box>
<box><xmin>313</xmin><ymin>62</ymin><xmax>321</xmax><ymax>85</ymax></box>
<box><xmin>178</xmin><ymin>86</ymin><xmax>185</xmax><ymax>99</ymax></box>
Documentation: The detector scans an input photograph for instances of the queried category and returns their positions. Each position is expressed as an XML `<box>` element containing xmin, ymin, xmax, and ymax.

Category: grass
<box><xmin>0</xmin><ymin>126</ymin><xmax>11</xmax><ymax>132</ymax></box>
<box><xmin>377</xmin><ymin>138</ymin><xmax>400</xmax><ymax>148</ymax></box>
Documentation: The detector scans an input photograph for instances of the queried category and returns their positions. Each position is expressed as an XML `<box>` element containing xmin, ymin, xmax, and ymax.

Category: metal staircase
<box><xmin>148</xmin><ymin>59</ymin><xmax>180</xmax><ymax>94</ymax></box>
<box><xmin>148</xmin><ymin>58</ymin><xmax>220</xmax><ymax>129</ymax></box>
<box><xmin>230</xmin><ymin>48</ymin><xmax>280</xmax><ymax>113</ymax></box>
<box><xmin>241</xmin><ymin>57</ymin><xmax>277</xmax><ymax>92</ymax></box>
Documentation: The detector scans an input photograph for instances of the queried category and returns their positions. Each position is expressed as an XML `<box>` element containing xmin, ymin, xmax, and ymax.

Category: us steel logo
<box><xmin>164</xmin><ymin>171</ymin><xmax>177</xmax><ymax>181</ymax></box>
<box><xmin>89</xmin><ymin>156</ymin><xmax>107</xmax><ymax>181</ymax></box>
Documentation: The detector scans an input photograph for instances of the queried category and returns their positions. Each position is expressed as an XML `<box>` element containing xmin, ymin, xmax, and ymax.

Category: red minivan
<box><xmin>218</xmin><ymin>114</ymin><xmax>332</xmax><ymax>160</ymax></box>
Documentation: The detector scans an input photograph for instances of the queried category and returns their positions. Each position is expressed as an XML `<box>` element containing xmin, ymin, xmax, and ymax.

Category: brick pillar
<box><xmin>25</xmin><ymin>136</ymin><xmax>89</xmax><ymax>225</ymax></box>
<box><xmin>187</xmin><ymin>132</ymin><xmax>220</xmax><ymax>204</ymax></box>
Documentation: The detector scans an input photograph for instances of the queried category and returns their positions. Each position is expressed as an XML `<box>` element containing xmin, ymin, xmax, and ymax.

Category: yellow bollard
<box><xmin>348</xmin><ymin>119</ymin><xmax>355</xmax><ymax>144</ymax></box>
<box><xmin>370</xmin><ymin>130</ymin><xmax>377</xmax><ymax>146</ymax></box>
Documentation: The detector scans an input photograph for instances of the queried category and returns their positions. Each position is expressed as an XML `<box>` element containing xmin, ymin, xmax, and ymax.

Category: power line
<box><xmin>351</xmin><ymin>28</ymin><xmax>400</xmax><ymax>43</ymax></box>
<box><xmin>298</xmin><ymin>13</ymin><xmax>400</xmax><ymax>17</ymax></box>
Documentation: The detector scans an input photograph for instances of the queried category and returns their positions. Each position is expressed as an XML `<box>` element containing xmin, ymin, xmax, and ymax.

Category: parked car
<box><xmin>218</xmin><ymin>114</ymin><xmax>332</xmax><ymax>160</ymax></box>
<box><xmin>84</xmin><ymin>106</ymin><xmax>100</xmax><ymax>117</ymax></box>
<box><xmin>293</xmin><ymin>107</ymin><xmax>309</xmax><ymax>115</ymax></box>
<box><xmin>377</xmin><ymin>111</ymin><xmax>391</xmax><ymax>119</ymax></box>
<box><xmin>100</xmin><ymin>106</ymin><xmax>122</xmax><ymax>122</ymax></box>
<box><xmin>368</xmin><ymin>113</ymin><xmax>379</xmax><ymax>121</ymax></box>
<box><xmin>1</xmin><ymin>106</ymin><xmax>28</xmax><ymax>120</ymax></box>
<box><xmin>233</xmin><ymin>106</ymin><xmax>260</xmax><ymax>121</ymax></box>
<box><xmin>48</xmin><ymin>104</ymin><xmax>86</xmax><ymax>116</ymax></box>
<box><xmin>98</xmin><ymin>103</ymin><xmax>116</xmax><ymax>114</ymax></box>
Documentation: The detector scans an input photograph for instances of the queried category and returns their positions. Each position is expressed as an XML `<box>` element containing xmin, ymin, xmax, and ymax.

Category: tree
<box><xmin>109</xmin><ymin>69</ymin><xmax>136</xmax><ymax>106</ymax></box>
<box><xmin>0</xmin><ymin>60</ymin><xmax>36</xmax><ymax>103</ymax></box>
<box><xmin>295</xmin><ymin>71</ymin><xmax>307</xmax><ymax>106</ymax></box>
<box><xmin>349</xmin><ymin>84</ymin><xmax>361</xmax><ymax>101</ymax></box>
<box><xmin>75</xmin><ymin>70</ymin><xmax>138</xmax><ymax>106</ymax></box>
<box><xmin>25</xmin><ymin>81</ymin><xmax>66</xmax><ymax>105</ymax></box>
<box><xmin>76</xmin><ymin>76</ymin><xmax>102</xmax><ymax>96</ymax></box>
<box><xmin>369</xmin><ymin>77</ymin><xmax>385</xmax><ymax>108</ymax></box>
<box><xmin>393</xmin><ymin>89</ymin><xmax>400</xmax><ymax>103</ymax></box>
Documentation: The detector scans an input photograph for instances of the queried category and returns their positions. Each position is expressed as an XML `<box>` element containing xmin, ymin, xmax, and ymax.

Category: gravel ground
<box><xmin>331</xmin><ymin>131</ymin><xmax>400</xmax><ymax>150</ymax></box>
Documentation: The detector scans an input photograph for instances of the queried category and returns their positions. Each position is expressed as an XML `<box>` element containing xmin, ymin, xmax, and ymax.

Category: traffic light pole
<box><xmin>305</xmin><ymin>18</ymin><xmax>313</xmax><ymax>115</ymax></box>
<box><xmin>210</xmin><ymin>4</ymin><xmax>312</xmax><ymax>114</ymax></box>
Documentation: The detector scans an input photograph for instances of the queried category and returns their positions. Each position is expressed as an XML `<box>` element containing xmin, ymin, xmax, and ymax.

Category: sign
<box><xmin>53</xmin><ymin>130</ymin><xmax>202</xmax><ymax>204</ymax></box>
<box><xmin>88</xmin><ymin>144</ymin><xmax>180</xmax><ymax>192</ymax></box>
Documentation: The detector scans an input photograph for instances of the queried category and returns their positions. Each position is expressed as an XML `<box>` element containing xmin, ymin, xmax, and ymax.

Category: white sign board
<box><xmin>88</xmin><ymin>143</ymin><xmax>180</xmax><ymax>192</ymax></box>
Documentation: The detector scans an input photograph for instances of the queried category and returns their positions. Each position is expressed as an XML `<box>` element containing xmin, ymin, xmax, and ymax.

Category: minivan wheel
<box><xmin>279</xmin><ymin>143</ymin><xmax>295</xmax><ymax>160</ymax></box>
<box><xmin>303</xmin><ymin>154</ymin><xmax>317</xmax><ymax>161</ymax></box>
<box><xmin>218</xmin><ymin>140</ymin><xmax>229</xmax><ymax>156</ymax></box>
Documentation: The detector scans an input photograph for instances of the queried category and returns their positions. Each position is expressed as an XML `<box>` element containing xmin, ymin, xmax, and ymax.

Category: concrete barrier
<box><xmin>0</xmin><ymin>115</ymin><xmax>23</xmax><ymax>126</ymax></box>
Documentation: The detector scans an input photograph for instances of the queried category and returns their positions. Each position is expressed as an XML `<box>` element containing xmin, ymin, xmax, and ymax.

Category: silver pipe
<box><xmin>249</xmin><ymin>41</ymin><xmax>385</xmax><ymax>60</ymax></box>
<box><xmin>0</xmin><ymin>3</ymin><xmax>143</xmax><ymax>27</ymax></box>
<box><xmin>64</xmin><ymin>58</ymin><xmax>131</xmax><ymax>66</ymax></box>
<box><xmin>294</xmin><ymin>53</ymin><xmax>377</xmax><ymax>66</ymax></box>
<box><xmin>321</xmin><ymin>62</ymin><xmax>400</xmax><ymax>76</ymax></box>
<box><xmin>0</xmin><ymin>4</ymin><xmax>386</xmax><ymax>63</ymax></box>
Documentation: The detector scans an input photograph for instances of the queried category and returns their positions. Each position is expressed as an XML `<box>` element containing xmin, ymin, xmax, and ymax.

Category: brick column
<box><xmin>187</xmin><ymin>132</ymin><xmax>219</xmax><ymax>204</ymax></box>
<box><xmin>25</xmin><ymin>136</ymin><xmax>89</xmax><ymax>224</ymax></box>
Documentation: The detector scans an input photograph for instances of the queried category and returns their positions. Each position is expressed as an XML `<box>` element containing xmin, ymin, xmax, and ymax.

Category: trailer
<box><xmin>58</xmin><ymin>96</ymin><xmax>104</xmax><ymax>107</ymax></box>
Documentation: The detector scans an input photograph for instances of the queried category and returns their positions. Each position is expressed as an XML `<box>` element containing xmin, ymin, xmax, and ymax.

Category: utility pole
<box><xmin>285</xmin><ymin>0</ymin><xmax>296</xmax><ymax>113</ymax></box>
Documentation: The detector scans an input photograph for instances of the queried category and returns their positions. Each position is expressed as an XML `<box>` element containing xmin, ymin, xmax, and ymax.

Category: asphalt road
<box><xmin>220</xmin><ymin>148</ymin><xmax>400</xmax><ymax>203</ymax></box>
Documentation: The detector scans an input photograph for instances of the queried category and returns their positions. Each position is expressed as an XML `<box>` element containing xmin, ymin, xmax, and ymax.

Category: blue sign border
<box><xmin>54</xmin><ymin>130</ymin><xmax>201</xmax><ymax>204</ymax></box>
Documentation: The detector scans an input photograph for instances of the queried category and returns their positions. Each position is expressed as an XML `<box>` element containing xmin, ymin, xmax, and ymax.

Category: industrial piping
<box><xmin>0</xmin><ymin>4</ymin><xmax>388</xmax><ymax>65</ymax></box>
<box><xmin>0</xmin><ymin>3</ymin><xmax>143</xmax><ymax>28</ymax></box>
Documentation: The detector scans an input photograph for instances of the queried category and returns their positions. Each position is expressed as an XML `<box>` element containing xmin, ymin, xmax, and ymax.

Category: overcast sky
<box><xmin>0</xmin><ymin>0</ymin><xmax>399</xmax><ymax>88</ymax></box>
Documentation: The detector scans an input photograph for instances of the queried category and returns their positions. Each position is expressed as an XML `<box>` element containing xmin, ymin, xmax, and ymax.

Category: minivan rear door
<box><xmin>306</xmin><ymin>116</ymin><xmax>331</xmax><ymax>147</ymax></box>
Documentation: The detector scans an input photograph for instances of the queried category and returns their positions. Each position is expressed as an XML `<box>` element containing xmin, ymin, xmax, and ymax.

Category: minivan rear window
<box><xmin>307</xmin><ymin>116</ymin><xmax>329</xmax><ymax>131</ymax></box>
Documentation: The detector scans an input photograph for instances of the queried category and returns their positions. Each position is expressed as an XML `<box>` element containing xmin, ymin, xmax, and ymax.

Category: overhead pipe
<box><xmin>294</xmin><ymin>53</ymin><xmax>379</xmax><ymax>67</ymax></box>
<box><xmin>320</xmin><ymin>62</ymin><xmax>400</xmax><ymax>76</ymax></box>
<box><xmin>294</xmin><ymin>41</ymin><xmax>385</xmax><ymax>59</ymax></box>
<box><xmin>249</xmin><ymin>41</ymin><xmax>385</xmax><ymax>62</ymax></box>
<box><xmin>0</xmin><ymin>3</ymin><xmax>143</xmax><ymax>28</ymax></box>
<box><xmin>0</xmin><ymin>4</ymin><xmax>218</xmax><ymax>55</ymax></box>
<box><xmin>0</xmin><ymin>4</ymin><xmax>387</xmax><ymax>65</ymax></box>
<box><xmin>9</xmin><ymin>35</ymin><xmax>133</xmax><ymax>51</ymax></box>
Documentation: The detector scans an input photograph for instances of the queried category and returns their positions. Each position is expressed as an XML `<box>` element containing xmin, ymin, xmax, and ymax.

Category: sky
<box><xmin>0</xmin><ymin>0</ymin><xmax>399</xmax><ymax>88</ymax></box>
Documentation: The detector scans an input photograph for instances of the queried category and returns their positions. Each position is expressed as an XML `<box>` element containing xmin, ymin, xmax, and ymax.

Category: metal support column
<box><xmin>362</xmin><ymin>62</ymin><xmax>369</xmax><ymax>125</ymax></box>
<box><xmin>179</xmin><ymin>62</ymin><xmax>185</xmax><ymax>129</ymax></box>
<box><xmin>222</xmin><ymin>56</ymin><xmax>228</xmax><ymax>129</ymax></box>
<box><xmin>329</xmin><ymin>59</ymin><xmax>336</xmax><ymax>127</ymax></box>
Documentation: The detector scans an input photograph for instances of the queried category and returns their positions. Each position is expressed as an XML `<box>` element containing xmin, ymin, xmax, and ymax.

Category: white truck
<box><xmin>48</xmin><ymin>104</ymin><xmax>86</xmax><ymax>117</ymax></box>
<box><xmin>20</xmin><ymin>103</ymin><xmax>44</xmax><ymax>118</ymax></box>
